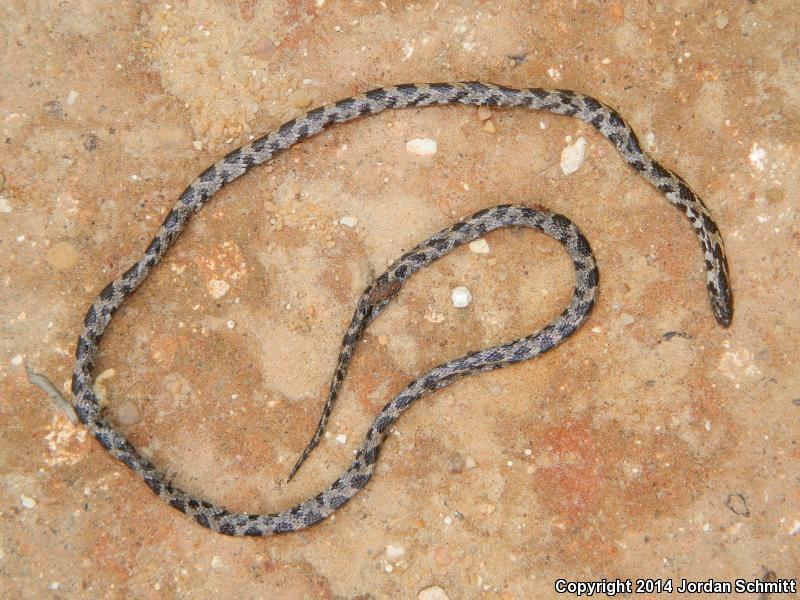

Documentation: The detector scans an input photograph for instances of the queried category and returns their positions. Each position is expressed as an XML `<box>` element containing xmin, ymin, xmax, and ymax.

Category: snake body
<box><xmin>71</xmin><ymin>83</ymin><xmax>732</xmax><ymax>536</ymax></box>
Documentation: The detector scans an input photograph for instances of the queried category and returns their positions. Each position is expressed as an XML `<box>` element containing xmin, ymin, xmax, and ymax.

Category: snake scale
<box><xmin>71</xmin><ymin>82</ymin><xmax>732</xmax><ymax>536</ymax></box>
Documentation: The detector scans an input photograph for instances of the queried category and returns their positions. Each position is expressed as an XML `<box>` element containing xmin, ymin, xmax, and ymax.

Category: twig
<box><xmin>25</xmin><ymin>365</ymin><xmax>78</xmax><ymax>424</ymax></box>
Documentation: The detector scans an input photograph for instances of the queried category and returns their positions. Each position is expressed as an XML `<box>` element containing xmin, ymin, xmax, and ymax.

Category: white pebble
<box><xmin>560</xmin><ymin>136</ymin><xmax>587</xmax><ymax>175</ymax></box>
<box><xmin>10</xmin><ymin>354</ymin><xmax>23</xmax><ymax>366</ymax></box>
<box><xmin>226</xmin><ymin>320</ymin><xmax>236</xmax><ymax>330</ymax></box>
<box><xmin>451</xmin><ymin>286</ymin><xmax>472</xmax><ymax>308</ymax></box>
<box><xmin>418</xmin><ymin>586</ymin><xmax>450</xmax><ymax>600</ymax></box>
<box><xmin>384</xmin><ymin>563</ymin><xmax>393</xmax><ymax>573</ymax></box>
<box><xmin>464</xmin><ymin>456</ymin><xmax>476</xmax><ymax>469</ymax></box>
<box><xmin>715</xmin><ymin>15</ymin><xmax>729</xmax><ymax>29</ymax></box>
<box><xmin>339</xmin><ymin>216</ymin><xmax>358</xmax><ymax>228</ymax></box>
<box><xmin>620</xmin><ymin>313</ymin><xmax>635</xmax><ymax>325</ymax></box>
<box><xmin>443</xmin><ymin>515</ymin><xmax>453</xmax><ymax>525</ymax></box>
<box><xmin>335</xmin><ymin>433</ymin><xmax>347</xmax><ymax>444</ymax></box>
<box><xmin>749</xmin><ymin>142</ymin><xmax>767</xmax><ymax>171</ymax></box>
<box><xmin>524</xmin><ymin>448</ymin><xmax>532</xmax><ymax>456</ymax></box>
<box><xmin>547</xmin><ymin>67</ymin><xmax>562</xmax><ymax>80</ymax></box>
<box><xmin>66</xmin><ymin>90</ymin><xmax>79</xmax><ymax>106</ymax></box>
<box><xmin>468</xmin><ymin>239</ymin><xmax>490</xmax><ymax>254</ymax></box>
<box><xmin>193</xmin><ymin>140</ymin><xmax>203</xmax><ymax>150</ymax></box>
<box><xmin>207</xmin><ymin>279</ymin><xmax>230</xmax><ymax>299</ymax></box>
<box><xmin>0</xmin><ymin>198</ymin><xmax>11</xmax><ymax>213</ymax></box>
<box><xmin>386</xmin><ymin>545</ymin><xmax>405</xmax><ymax>559</ymax></box>
<box><xmin>406</xmin><ymin>138</ymin><xmax>437</xmax><ymax>156</ymax></box>
<box><xmin>20</xmin><ymin>494</ymin><xmax>37</xmax><ymax>509</ymax></box>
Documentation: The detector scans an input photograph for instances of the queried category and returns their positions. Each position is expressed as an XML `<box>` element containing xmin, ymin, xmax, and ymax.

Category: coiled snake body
<box><xmin>71</xmin><ymin>83</ymin><xmax>732</xmax><ymax>536</ymax></box>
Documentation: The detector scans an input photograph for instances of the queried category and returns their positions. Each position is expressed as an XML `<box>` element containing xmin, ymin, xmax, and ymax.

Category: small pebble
<box><xmin>406</xmin><ymin>138</ymin><xmax>437</xmax><ymax>156</ymax></box>
<box><xmin>620</xmin><ymin>313</ymin><xmax>636</xmax><ymax>325</ymax></box>
<box><xmin>443</xmin><ymin>515</ymin><xmax>453</xmax><ymax>525</ymax></box>
<box><xmin>113</xmin><ymin>401</ymin><xmax>141</xmax><ymax>425</ymax></box>
<box><xmin>524</xmin><ymin>448</ymin><xmax>532</xmax><ymax>456</ymax></box>
<box><xmin>447</xmin><ymin>453</ymin><xmax>465</xmax><ymax>474</ymax></box>
<box><xmin>66</xmin><ymin>90</ymin><xmax>80</xmax><ymax>106</ymax></box>
<box><xmin>290</xmin><ymin>91</ymin><xmax>312</xmax><ymax>109</ymax></box>
<box><xmin>193</xmin><ymin>140</ymin><xmax>203</xmax><ymax>150</ymax></box>
<box><xmin>483</xmin><ymin>120</ymin><xmax>496</xmax><ymax>133</ymax></box>
<box><xmin>560</xmin><ymin>136</ymin><xmax>587</xmax><ymax>175</ymax></box>
<box><xmin>83</xmin><ymin>134</ymin><xmax>97</xmax><ymax>151</ymax></box>
<box><xmin>226</xmin><ymin>320</ymin><xmax>236</xmax><ymax>330</ymax></box>
<box><xmin>377</xmin><ymin>334</ymin><xmax>389</xmax><ymax>346</ymax></box>
<box><xmin>335</xmin><ymin>433</ymin><xmax>347</xmax><ymax>444</ymax></box>
<box><xmin>469</xmin><ymin>239</ymin><xmax>490</xmax><ymax>254</ymax></box>
<box><xmin>464</xmin><ymin>456</ymin><xmax>477</xmax><ymax>469</ymax></box>
<box><xmin>207</xmin><ymin>279</ymin><xmax>230</xmax><ymax>299</ymax></box>
<box><xmin>477</xmin><ymin>106</ymin><xmax>492</xmax><ymax>121</ymax></box>
<box><xmin>451</xmin><ymin>286</ymin><xmax>472</xmax><ymax>308</ymax></box>
<box><xmin>339</xmin><ymin>216</ymin><xmax>358</xmax><ymax>227</ymax></box>
<box><xmin>11</xmin><ymin>355</ymin><xmax>23</xmax><ymax>366</ymax></box>
<box><xmin>44</xmin><ymin>100</ymin><xmax>65</xmax><ymax>119</ymax></box>
<box><xmin>386</xmin><ymin>545</ymin><xmax>405</xmax><ymax>559</ymax></box>
<box><xmin>0</xmin><ymin>198</ymin><xmax>11</xmax><ymax>213</ymax></box>
<box><xmin>20</xmin><ymin>494</ymin><xmax>37</xmax><ymax>509</ymax></box>
<box><xmin>418</xmin><ymin>586</ymin><xmax>450</xmax><ymax>600</ymax></box>
<box><xmin>715</xmin><ymin>15</ymin><xmax>729</xmax><ymax>29</ymax></box>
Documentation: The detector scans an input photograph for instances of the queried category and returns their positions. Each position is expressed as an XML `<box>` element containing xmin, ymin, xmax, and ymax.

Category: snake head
<box><xmin>364</xmin><ymin>277</ymin><xmax>402</xmax><ymax>320</ymax></box>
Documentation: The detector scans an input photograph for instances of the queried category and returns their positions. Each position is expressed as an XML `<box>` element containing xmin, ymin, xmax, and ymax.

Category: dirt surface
<box><xmin>1</xmin><ymin>1</ymin><xmax>798</xmax><ymax>598</ymax></box>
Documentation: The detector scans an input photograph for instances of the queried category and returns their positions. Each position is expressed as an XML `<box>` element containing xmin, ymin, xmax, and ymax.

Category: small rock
<box><xmin>207</xmin><ymin>279</ymin><xmax>230</xmax><ymax>299</ymax></box>
<box><xmin>418</xmin><ymin>586</ymin><xmax>449</xmax><ymax>600</ymax></box>
<box><xmin>83</xmin><ymin>134</ymin><xmax>98</xmax><ymax>151</ymax></box>
<box><xmin>113</xmin><ymin>401</ymin><xmax>141</xmax><ymax>425</ymax></box>
<box><xmin>451</xmin><ymin>286</ymin><xmax>472</xmax><ymax>308</ymax></box>
<box><xmin>620</xmin><ymin>313</ymin><xmax>635</xmax><ymax>325</ymax></box>
<box><xmin>46</xmin><ymin>241</ymin><xmax>80</xmax><ymax>270</ymax></box>
<box><xmin>724</xmin><ymin>493</ymin><xmax>750</xmax><ymax>517</ymax></box>
<box><xmin>377</xmin><ymin>334</ymin><xmax>389</xmax><ymax>346</ymax></box>
<box><xmin>547</xmin><ymin>67</ymin><xmax>562</xmax><ymax>81</ymax></box>
<box><xmin>0</xmin><ymin>198</ymin><xmax>11</xmax><ymax>213</ymax></box>
<box><xmin>290</xmin><ymin>91</ymin><xmax>312</xmax><ymax>109</ymax></box>
<box><xmin>469</xmin><ymin>239</ymin><xmax>490</xmax><ymax>254</ymax></box>
<box><xmin>44</xmin><ymin>100</ymin><xmax>65</xmax><ymax>119</ymax></box>
<box><xmin>339</xmin><ymin>216</ymin><xmax>358</xmax><ymax>227</ymax></box>
<box><xmin>483</xmin><ymin>120</ymin><xmax>496</xmax><ymax>133</ymax></box>
<box><xmin>406</xmin><ymin>138</ymin><xmax>437</xmax><ymax>156</ymax></box>
<box><xmin>715</xmin><ymin>15</ymin><xmax>729</xmax><ymax>29</ymax></box>
<box><xmin>66</xmin><ymin>90</ymin><xmax>80</xmax><ymax>106</ymax></box>
<box><xmin>560</xmin><ymin>136</ymin><xmax>587</xmax><ymax>175</ymax></box>
<box><xmin>464</xmin><ymin>456</ymin><xmax>477</xmax><ymax>469</ymax></box>
<box><xmin>335</xmin><ymin>433</ymin><xmax>347</xmax><ymax>444</ymax></box>
<box><xmin>20</xmin><ymin>494</ymin><xmax>37</xmax><ymax>509</ymax></box>
<box><xmin>477</xmin><ymin>106</ymin><xmax>492</xmax><ymax>121</ymax></box>
<box><xmin>447</xmin><ymin>453</ymin><xmax>465</xmax><ymax>474</ymax></box>
<box><xmin>386</xmin><ymin>545</ymin><xmax>405</xmax><ymax>559</ymax></box>
<box><xmin>443</xmin><ymin>515</ymin><xmax>453</xmax><ymax>525</ymax></box>
<box><xmin>193</xmin><ymin>140</ymin><xmax>203</xmax><ymax>150</ymax></box>
<box><xmin>11</xmin><ymin>355</ymin><xmax>23</xmax><ymax>366</ymax></box>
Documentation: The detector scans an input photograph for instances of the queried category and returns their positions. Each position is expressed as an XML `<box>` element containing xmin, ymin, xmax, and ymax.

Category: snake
<box><xmin>70</xmin><ymin>82</ymin><xmax>732</xmax><ymax>536</ymax></box>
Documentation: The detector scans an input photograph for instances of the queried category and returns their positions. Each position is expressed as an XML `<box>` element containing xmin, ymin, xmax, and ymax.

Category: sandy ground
<box><xmin>1</xmin><ymin>1</ymin><xmax>798</xmax><ymax>598</ymax></box>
